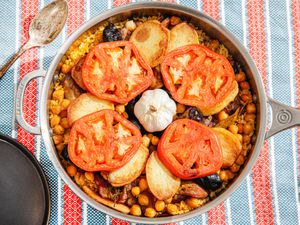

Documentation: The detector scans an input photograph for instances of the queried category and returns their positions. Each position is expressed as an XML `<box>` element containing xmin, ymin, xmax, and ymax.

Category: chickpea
<box><xmin>59</xmin><ymin>110</ymin><xmax>68</xmax><ymax>118</ymax></box>
<box><xmin>147</xmin><ymin>133</ymin><xmax>153</xmax><ymax>139</ymax></box>
<box><xmin>151</xmin><ymin>136</ymin><xmax>159</xmax><ymax>146</ymax></box>
<box><xmin>237</xmin><ymin>123</ymin><xmax>244</xmax><ymax>134</ymax></box>
<box><xmin>139</xmin><ymin>178</ymin><xmax>148</xmax><ymax>192</ymax></box>
<box><xmin>170</xmin><ymin>16</ymin><xmax>181</xmax><ymax>25</ymax></box>
<box><xmin>67</xmin><ymin>165</ymin><xmax>77</xmax><ymax>177</ymax></box>
<box><xmin>56</xmin><ymin>143</ymin><xmax>65</xmax><ymax>151</ymax></box>
<box><xmin>74</xmin><ymin>172</ymin><xmax>85</xmax><ymax>186</ymax></box>
<box><xmin>228</xmin><ymin>124</ymin><xmax>238</xmax><ymax>134</ymax></box>
<box><xmin>125</xmin><ymin>20</ymin><xmax>137</xmax><ymax>32</ymax></box>
<box><xmin>142</xmin><ymin>135</ymin><xmax>151</xmax><ymax>148</ymax></box>
<box><xmin>155</xmin><ymin>200</ymin><xmax>165</xmax><ymax>212</ymax></box>
<box><xmin>130</xmin><ymin>204</ymin><xmax>142</xmax><ymax>216</ymax></box>
<box><xmin>116</xmin><ymin>104</ymin><xmax>125</xmax><ymax>114</ymax></box>
<box><xmin>246</xmin><ymin>103</ymin><xmax>256</xmax><ymax>114</ymax></box>
<box><xmin>243</xmin><ymin>135</ymin><xmax>251</xmax><ymax>144</ymax></box>
<box><xmin>85</xmin><ymin>172</ymin><xmax>94</xmax><ymax>182</ymax></box>
<box><xmin>131</xmin><ymin>186</ymin><xmax>141</xmax><ymax>197</ymax></box>
<box><xmin>138</xmin><ymin>194</ymin><xmax>149</xmax><ymax>206</ymax></box>
<box><xmin>167</xmin><ymin>204</ymin><xmax>178</xmax><ymax>215</ymax></box>
<box><xmin>50</xmin><ymin>115</ymin><xmax>61</xmax><ymax>127</ymax></box>
<box><xmin>186</xmin><ymin>198</ymin><xmax>200</xmax><ymax>209</ymax></box>
<box><xmin>236</xmin><ymin>155</ymin><xmax>245</xmax><ymax>165</ymax></box>
<box><xmin>176</xmin><ymin>103</ymin><xmax>186</xmax><ymax>114</ymax></box>
<box><xmin>53</xmin><ymin>124</ymin><xmax>64</xmax><ymax>135</ymax></box>
<box><xmin>230</xmin><ymin>163</ymin><xmax>240</xmax><ymax>173</ymax></box>
<box><xmin>235</xmin><ymin>72</ymin><xmax>246</xmax><ymax>82</ymax></box>
<box><xmin>241</xmin><ymin>94</ymin><xmax>251</xmax><ymax>103</ymax></box>
<box><xmin>245</xmin><ymin>113</ymin><xmax>256</xmax><ymax>122</ymax></box>
<box><xmin>144</xmin><ymin>207</ymin><xmax>156</xmax><ymax>218</ymax></box>
<box><xmin>240</xmin><ymin>81</ymin><xmax>250</xmax><ymax>90</ymax></box>
<box><xmin>243</xmin><ymin>123</ymin><xmax>253</xmax><ymax>135</ymax></box>
<box><xmin>52</xmin><ymin>89</ymin><xmax>64</xmax><ymax>102</ymax></box>
<box><xmin>219</xmin><ymin>170</ymin><xmax>229</xmax><ymax>182</ymax></box>
<box><xmin>217</xmin><ymin>111</ymin><xmax>228</xmax><ymax>121</ymax></box>
<box><xmin>61</xmin><ymin>99</ymin><xmax>71</xmax><ymax>110</ymax></box>
<box><xmin>51</xmin><ymin>104</ymin><xmax>62</xmax><ymax>115</ymax></box>
<box><xmin>53</xmin><ymin>135</ymin><xmax>63</xmax><ymax>145</ymax></box>
<box><xmin>60</xmin><ymin>118</ymin><xmax>70</xmax><ymax>129</ymax></box>
<box><xmin>64</xmin><ymin>132</ymin><xmax>70</xmax><ymax>144</ymax></box>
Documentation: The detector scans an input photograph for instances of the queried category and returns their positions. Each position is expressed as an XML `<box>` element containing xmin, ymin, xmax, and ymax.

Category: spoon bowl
<box><xmin>0</xmin><ymin>0</ymin><xmax>68</xmax><ymax>78</ymax></box>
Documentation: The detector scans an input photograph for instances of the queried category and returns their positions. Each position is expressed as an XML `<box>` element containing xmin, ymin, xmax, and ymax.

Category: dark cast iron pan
<box><xmin>0</xmin><ymin>133</ymin><xmax>50</xmax><ymax>225</ymax></box>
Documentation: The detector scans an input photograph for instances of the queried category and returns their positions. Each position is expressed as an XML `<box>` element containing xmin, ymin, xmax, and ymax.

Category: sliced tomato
<box><xmin>68</xmin><ymin>109</ymin><xmax>142</xmax><ymax>171</ymax></box>
<box><xmin>157</xmin><ymin>119</ymin><xmax>222</xmax><ymax>179</ymax></box>
<box><xmin>82</xmin><ymin>41</ymin><xmax>153</xmax><ymax>104</ymax></box>
<box><xmin>161</xmin><ymin>44</ymin><xmax>235</xmax><ymax>109</ymax></box>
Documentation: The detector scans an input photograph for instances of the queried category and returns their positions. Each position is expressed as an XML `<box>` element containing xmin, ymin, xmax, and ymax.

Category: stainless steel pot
<box><xmin>14</xmin><ymin>2</ymin><xmax>300</xmax><ymax>224</ymax></box>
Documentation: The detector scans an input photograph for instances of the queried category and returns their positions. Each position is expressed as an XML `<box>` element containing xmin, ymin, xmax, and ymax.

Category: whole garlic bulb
<box><xmin>134</xmin><ymin>89</ymin><xmax>176</xmax><ymax>132</ymax></box>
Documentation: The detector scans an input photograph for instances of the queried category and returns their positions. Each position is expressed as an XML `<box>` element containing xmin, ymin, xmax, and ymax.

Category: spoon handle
<box><xmin>0</xmin><ymin>47</ymin><xmax>27</xmax><ymax>79</ymax></box>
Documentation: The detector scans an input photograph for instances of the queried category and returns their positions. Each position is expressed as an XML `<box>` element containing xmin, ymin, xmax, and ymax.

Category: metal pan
<box><xmin>14</xmin><ymin>2</ymin><xmax>300</xmax><ymax>224</ymax></box>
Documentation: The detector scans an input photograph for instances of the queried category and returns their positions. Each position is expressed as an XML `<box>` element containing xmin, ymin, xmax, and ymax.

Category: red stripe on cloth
<box><xmin>202</xmin><ymin>0</ymin><xmax>220</xmax><ymax>21</ymax></box>
<box><xmin>17</xmin><ymin>0</ymin><xmax>38</xmax><ymax>154</ymax></box>
<box><xmin>63</xmin><ymin>1</ymin><xmax>85</xmax><ymax>225</ymax></box>
<box><xmin>113</xmin><ymin>0</ymin><xmax>130</xmax><ymax>7</ymax></box>
<box><xmin>202</xmin><ymin>1</ymin><xmax>226</xmax><ymax>224</ymax></box>
<box><xmin>248</xmin><ymin>1</ymin><xmax>274</xmax><ymax>225</ymax></box>
<box><xmin>292</xmin><ymin>0</ymin><xmax>300</xmax><ymax>172</ymax></box>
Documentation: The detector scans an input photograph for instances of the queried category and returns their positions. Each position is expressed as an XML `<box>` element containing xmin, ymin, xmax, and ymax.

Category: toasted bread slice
<box><xmin>201</xmin><ymin>81</ymin><xmax>239</xmax><ymax>116</ymax></box>
<box><xmin>146</xmin><ymin>152</ymin><xmax>180</xmax><ymax>200</ymax></box>
<box><xmin>108</xmin><ymin>145</ymin><xmax>149</xmax><ymax>187</ymax></box>
<box><xmin>213</xmin><ymin>127</ymin><xmax>242</xmax><ymax>168</ymax></box>
<box><xmin>130</xmin><ymin>20</ymin><xmax>170</xmax><ymax>67</ymax></box>
<box><xmin>168</xmin><ymin>22</ymin><xmax>199</xmax><ymax>51</ymax></box>
<box><xmin>68</xmin><ymin>93</ymin><xmax>114</xmax><ymax>125</ymax></box>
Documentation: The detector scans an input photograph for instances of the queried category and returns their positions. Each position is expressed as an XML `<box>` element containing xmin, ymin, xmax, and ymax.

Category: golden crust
<box><xmin>200</xmin><ymin>81</ymin><xmax>239</xmax><ymax>116</ymax></box>
<box><xmin>130</xmin><ymin>20</ymin><xmax>170</xmax><ymax>67</ymax></box>
<box><xmin>212</xmin><ymin>127</ymin><xmax>242</xmax><ymax>168</ymax></box>
<box><xmin>108</xmin><ymin>145</ymin><xmax>149</xmax><ymax>187</ymax></box>
<box><xmin>168</xmin><ymin>22</ymin><xmax>199</xmax><ymax>51</ymax></box>
<box><xmin>146</xmin><ymin>152</ymin><xmax>181</xmax><ymax>200</ymax></box>
<box><xmin>67</xmin><ymin>93</ymin><xmax>114</xmax><ymax>125</ymax></box>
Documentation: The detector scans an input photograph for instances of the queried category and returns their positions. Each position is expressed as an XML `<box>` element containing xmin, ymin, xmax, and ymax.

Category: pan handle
<box><xmin>16</xmin><ymin>70</ymin><xmax>45</xmax><ymax>135</ymax></box>
<box><xmin>265</xmin><ymin>97</ymin><xmax>300</xmax><ymax>139</ymax></box>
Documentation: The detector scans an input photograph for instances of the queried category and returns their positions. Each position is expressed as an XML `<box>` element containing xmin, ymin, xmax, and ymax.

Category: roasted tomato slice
<box><xmin>157</xmin><ymin>119</ymin><xmax>222</xmax><ymax>179</ymax></box>
<box><xmin>82</xmin><ymin>41</ymin><xmax>153</xmax><ymax>104</ymax></box>
<box><xmin>68</xmin><ymin>109</ymin><xmax>142</xmax><ymax>171</ymax></box>
<box><xmin>161</xmin><ymin>44</ymin><xmax>235</xmax><ymax>109</ymax></box>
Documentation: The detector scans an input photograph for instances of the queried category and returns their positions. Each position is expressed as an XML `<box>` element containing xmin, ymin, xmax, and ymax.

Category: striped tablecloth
<box><xmin>0</xmin><ymin>0</ymin><xmax>299</xmax><ymax>224</ymax></box>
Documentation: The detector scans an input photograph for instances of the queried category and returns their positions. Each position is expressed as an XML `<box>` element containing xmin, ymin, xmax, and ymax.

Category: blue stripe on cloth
<box><xmin>222</xmin><ymin>1</ymin><xmax>255</xmax><ymax>225</ymax></box>
<box><xmin>267</xmin><ymin>0</ymin><xmax>299</xmax><ymax>224</ymax></box>
<box><xmin>179</xmin><ymin>0</ymin><xmax>197</xmax><ymax>9</ymax></box>
<box><xmin>0</xmin><ymin>0</ymin><xmax>19</xmax><ymax>136</ymax></box>
<box><xmin>90</xmin><ymin>0</ymin><xmax>109</xmax><ymax>17</ymax></box>
<box><xmin>41</xmin><ymin>0</ymin><xmax>66</xmax><ymax>223</ymax></box>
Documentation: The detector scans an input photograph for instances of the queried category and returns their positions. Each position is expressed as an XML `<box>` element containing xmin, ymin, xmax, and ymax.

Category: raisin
<box><xmin>103</xmin><ymin>22</ymin><xmax>122</xmax><ymax>42</ymax></box>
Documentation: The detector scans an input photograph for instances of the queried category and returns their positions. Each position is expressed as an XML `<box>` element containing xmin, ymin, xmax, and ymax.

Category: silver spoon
<box><xmin>0</xmin><ymin>0</ymin><xmax>68</xmax><ymax>78</ymax></box>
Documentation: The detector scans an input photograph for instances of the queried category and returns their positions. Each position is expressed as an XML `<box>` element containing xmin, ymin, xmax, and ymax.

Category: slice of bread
<box><xmin>108</xmin><ymin>144</ymin><xmax>149</xmax><ymax>187</ymax></box>
<box><xmin>146</xmin><ymin>152</ymin><xmax>180</xmax><ymax>200</ymax></box>
<box><xmin>130</xmin><ymin>20</ymin><xmax>170</xmax><ymax>67</ymax></box>
<box><xmin>67</xmin><ymin>93</ymin><xmax>114</xmax><ymax>125</ymax></box>
<box><xmin>201</xmin><ymin>81</ymin><xmax>239</xmax><ymax>116</ymax></box>
<box><xmin>168</xmin><ymin>22</ymin><xmax>199</xmax><ymax>52</ymax></box>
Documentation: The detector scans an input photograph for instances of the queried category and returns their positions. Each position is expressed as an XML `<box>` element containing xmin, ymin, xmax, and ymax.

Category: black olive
<box><xmin>224</xmin><ymin>96</ymin><xmax>240</xmax><ymax>115</ymax></box>
<box><xmin>103</xmin><ymin>22</ymin><xmax>122</xmax><ymax>42</ymax></box>
<box><xmin>232</xmin><ymin>61</ymin><xmax>239</xmax><ymax>74</ymax></box>
<box><xmin>188</xmin><ymin>107</ymin><xmax>203</xmax><ymax>123</ymax></box>
<box><xmin>194</xmin><ymin>173</ymin><xmax>222</xmax><ymax>191</ymax></box>
<box><xmin>61</xmin><ymin>147</ymin><xmax>70</xmax><ymax>161</ymax></box>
